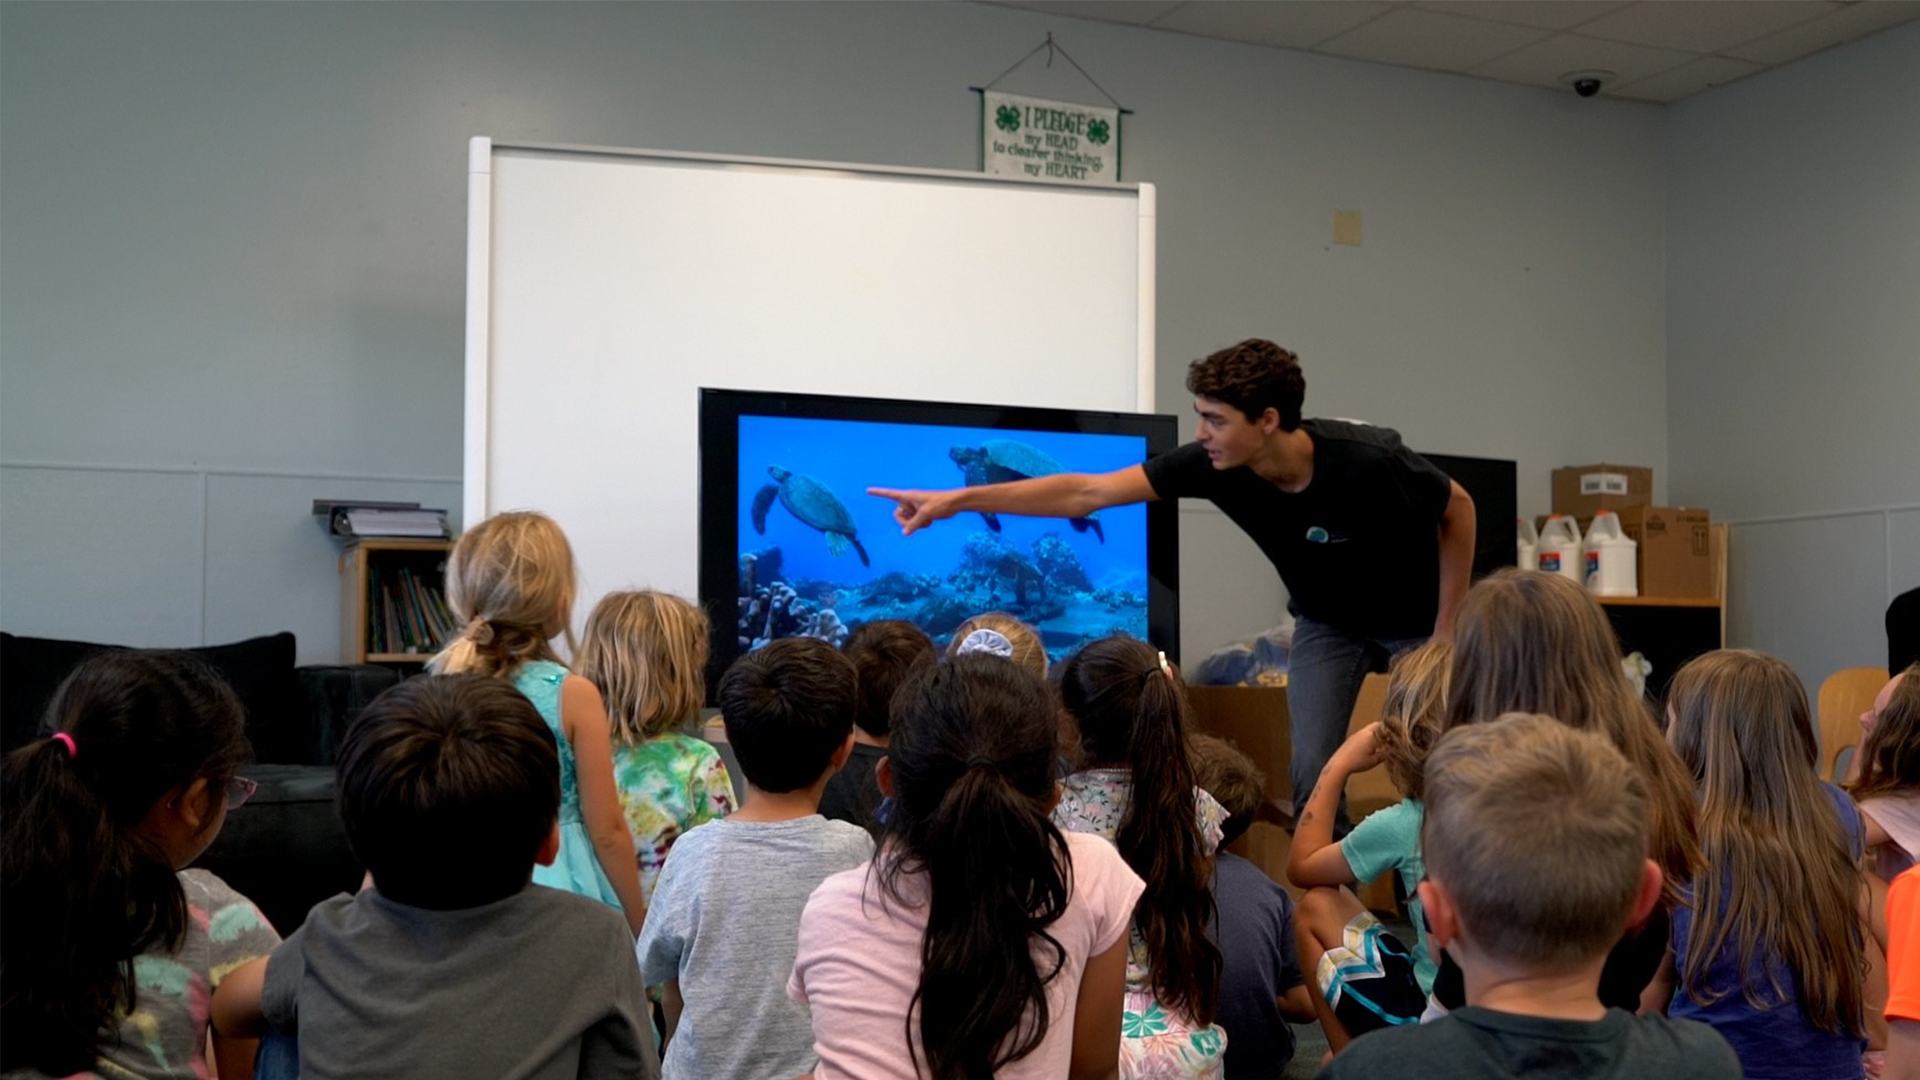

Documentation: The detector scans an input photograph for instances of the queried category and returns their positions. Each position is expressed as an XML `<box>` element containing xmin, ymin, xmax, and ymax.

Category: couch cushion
<box><xmin>0</xmin><ymin>631</ymin><xmax>299</xmax><ymax>761</ymax></box>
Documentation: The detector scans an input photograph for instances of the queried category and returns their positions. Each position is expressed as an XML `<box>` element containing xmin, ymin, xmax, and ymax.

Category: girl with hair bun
<box><xmin>1055</xmin><ymin>634</ymin><xmax>1227</xmax><ymax>1079</ymax></box>
<box><xmin>430</xmin><ymin>510</ymin><xmax>646</xmax><ymax>934</ymax></box>
<box><xmin>791</xmin><ymin>653</ymin><xmax>1144</xmax><ymax>1080</ymax></box>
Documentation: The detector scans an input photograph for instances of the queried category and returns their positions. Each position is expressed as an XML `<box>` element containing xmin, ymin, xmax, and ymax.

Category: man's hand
<box><xmin>1330</xmin><ymin>721</ymin><xmax>1385</xmax><ymax>775</ymax></box>
<box><xmin>868</xmin><ymin>487</ymin><xmax>958</xmax><ymax>536</ymax></box>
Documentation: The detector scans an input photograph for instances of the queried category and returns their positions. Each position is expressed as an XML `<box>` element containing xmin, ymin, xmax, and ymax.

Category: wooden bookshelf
<box><xmin>339</xmin><ymin>538</ymin><xmax>455</xmax><ymax>665</ymax></box>
<box><xmin>1596</xmin><ymin>594</ymin><xmax>1721</xmax><ymax>609</ymax></box>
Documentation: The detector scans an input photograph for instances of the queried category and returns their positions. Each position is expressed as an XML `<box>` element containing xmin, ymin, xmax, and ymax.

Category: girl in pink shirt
<box><xmin>791</xmin><ymin>653</ymin><xmax>1145</xmax><ymax>1080</ymax></box>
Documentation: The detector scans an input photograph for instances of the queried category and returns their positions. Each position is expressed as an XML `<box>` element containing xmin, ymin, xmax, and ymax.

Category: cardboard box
<box><xmin>1552</xmin><ymin>464</ymin><xmax>1653</xmax><ymax>519</ymax></box>
<box><xmin>1618</xmin><ymin>505</ymin><xmax>1713</xmax><ymax>598</ymax></box>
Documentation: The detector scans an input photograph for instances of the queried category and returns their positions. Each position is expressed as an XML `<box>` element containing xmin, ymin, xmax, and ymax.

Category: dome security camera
<box><xmin>1559</xmin><ymin>70</ymin><xmax>1616</xmax><ymax>98</ymax></box>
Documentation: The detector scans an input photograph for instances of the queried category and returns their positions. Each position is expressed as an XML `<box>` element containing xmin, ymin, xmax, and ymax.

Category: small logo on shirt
<box><xmin>1306</xmin><ymin>526</ymin><xmax>1331</xmax><ymax>544</ymax></box>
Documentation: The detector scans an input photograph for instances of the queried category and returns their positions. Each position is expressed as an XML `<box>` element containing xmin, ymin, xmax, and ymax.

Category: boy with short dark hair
<box><xmin>1189</xmin><ymin>733</ymin><xmax>1316</xmax><ymax>1080</ymax></box>
<box><xmin>1318</xmin><ymin>712</ymin><xmax>1739</xmax><ymax>1079</ymax></box>
<box><xmin>638</xmin><ymin>637</ymin><xmax>875</xmax><ymax>1080</ymax></box>
<box><xmin>254</xmin><ymin>674</ymin><xmax>658</xmax><ymax>1080</ymax></box>
<box><xmin>819</xmin><ymin>619</ymin><xmax>934</xmax><ymax>830</ymax></box>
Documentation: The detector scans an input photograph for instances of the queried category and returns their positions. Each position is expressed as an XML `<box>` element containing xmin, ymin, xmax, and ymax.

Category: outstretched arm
<box><xmin>1432</xmin><ymin>480</ymin><xmax>1476</xmax><ymax>640</ymax></box>
<box><xmin>869</xmin><ymin>464</ymin><xmax>1157</xmax><ymax>536</ymax></box>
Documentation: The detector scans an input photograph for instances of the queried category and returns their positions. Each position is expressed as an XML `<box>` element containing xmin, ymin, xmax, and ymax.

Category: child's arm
<box><xmin>1638</xmin><ymin>945</ymin><xmax>1676</xmax><ymax>1015</ymax></box>
<box><xmin>1286</xmin><ymin>723</ymin><xmax>1383</xmax><ymax>889</ymax></box>
<box><xmin>661</xmin><ymin>979</ymin><xmax>684</xmax><ymax>1043</ymax></box>
<box><xmin>1278</xmin><ymin>983</ymin><xmax>1319</xmax><ymax>1024</ymax></box>
<box><xmin>211</xmin><ymin>957</ymin><xmax>270</xmax><ymax>1038</ymax></box>
<box><xmin>563</xmin><ymin>674</ymin><xmax>648</xmax><ymax>935</ymax></box>
<box><xmin>1067</xmin><ymin>933</ymin><xmax>1128</xmax><ymax>1080</ymax></box>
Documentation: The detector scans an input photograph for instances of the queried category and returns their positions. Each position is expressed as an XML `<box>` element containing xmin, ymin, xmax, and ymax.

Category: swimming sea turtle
<box><xmin>949</xmin><ymin>440</ymin><xmax>1105</xmax><ymax>543</ymax></box>
<box><xmin>751</xmin><ymin>465</ymin><xmax>870</xmax><ymax>567</ymax></box>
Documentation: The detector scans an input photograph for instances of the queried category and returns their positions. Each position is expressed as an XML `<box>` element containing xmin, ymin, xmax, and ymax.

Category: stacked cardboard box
<box><xmin>1550</xmin><ymin>464</ymin><xmax>1714</xmax><ymax>599</ymax></box>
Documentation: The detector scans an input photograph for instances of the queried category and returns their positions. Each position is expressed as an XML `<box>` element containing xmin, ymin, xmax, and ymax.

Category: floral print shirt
<box><xmin>1054</xmin><ymin>767</ymin><xmax>1230</xmax><ymax>1080</ymax></box>
<box><xmin>612</xmin><ymin>733</ymin><xmax>736</xmax><ymax>899</ymax></box>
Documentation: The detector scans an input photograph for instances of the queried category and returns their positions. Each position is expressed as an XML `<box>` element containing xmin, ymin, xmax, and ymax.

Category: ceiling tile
<box><xmin>1574</xmin><ymin>0</ymin><xmax>1839</xmax><ymax>52</ymax></box>
<box><xmin>1412</xmin><ymin>1</ymin><xmax>1631</xmax><ymax>31</ymax></box>
<box><xmin>1471</xmin><ymin>31</ymin><xmax>1696</xmax><ymax>88</ymax></box>
<box><xmin>1724</xmin><ymin>0</ymin><xmax>1920</xmax><ymax>63</ymax></box>
<box><xmin>1316</xmin><ymin>7</ymin><xmax>1552</xmax><ymax>71</ymax></box>
<box><xmin>1152</xmin><ymin>1</ymin><xmax>1392</xmax><ymax>49</ymax></box>
<box><xmin>1608</xmin><ymin>53</ymin><xmax>1766</xmax><ymax>101</ymax></box>
<box><xmin>979</xmin><ymin>1</ymin><xmax>1188</xmax><ymax>27</ymax></box>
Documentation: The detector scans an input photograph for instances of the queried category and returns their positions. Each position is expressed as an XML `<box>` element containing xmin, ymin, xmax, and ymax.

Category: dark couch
<box><xmin>1</xmin><ymin>631</ymin><xmax>399</xmax><ymax>933</ymax></box>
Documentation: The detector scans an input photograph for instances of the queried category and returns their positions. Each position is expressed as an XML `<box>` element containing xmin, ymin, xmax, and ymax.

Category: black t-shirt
<box><xmin>1316</xmin><ymin>1005</ymin><xmax>1739</xmax><ymax>1080</ymax></box>
<box><xmin>817</xmin><ymin>742</ymin><xmax>885</xmax><ymax>834</ymax></box>
<box><xmin>1140</xmin><ymin>418</ymin><xmax>1454</xmax><ymax>638</ymax></box>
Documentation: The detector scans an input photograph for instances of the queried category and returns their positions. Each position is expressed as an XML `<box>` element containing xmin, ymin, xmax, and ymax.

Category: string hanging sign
<box><xmin>972</xmin><ymin>34</ymin><xmax>1128</xmax><ymax>185</ymax></box>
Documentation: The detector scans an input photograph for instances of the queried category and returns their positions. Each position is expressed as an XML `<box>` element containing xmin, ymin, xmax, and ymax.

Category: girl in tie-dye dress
<box><xmin>577</xmin><ymin>590</ymin><xmax>735</xmax><ymax>899</ymax></box>
<box><xmin>1</xmin><ymin>650</ymin><xmax>280</xmax><ymax>1080</ymax></box>
<box><xmin>1054</xmin><ymin>635</ymin><xmax>1229</xmax><ymax>1080</ymax></box>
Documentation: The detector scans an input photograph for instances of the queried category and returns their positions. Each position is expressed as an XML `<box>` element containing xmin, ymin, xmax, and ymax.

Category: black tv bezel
<box><xmin>698</xmin><ymin>387</ymin><xmax>1182</xmax><ymax>702</ymax></box>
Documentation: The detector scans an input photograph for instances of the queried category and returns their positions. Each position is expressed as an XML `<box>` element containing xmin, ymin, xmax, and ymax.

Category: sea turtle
<box><xmin>751</xmin><ymin>465</ymin><xmax>870</xmax><ymax>567</ymax></box>
<box><xmin>949</xmin><ymin>440</ymin><xmax>1105</xmax><ymax>543</ymax></box>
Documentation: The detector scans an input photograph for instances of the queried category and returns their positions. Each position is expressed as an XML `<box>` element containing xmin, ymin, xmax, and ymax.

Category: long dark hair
<box><xmin>1058</xmin><ymin>635</ymin><xmax>1221</xmax><ymax>1025</ymax></box>
<box><xmin>1</xmin><ymin>651</ymin><xmax>250</xmax><ymax>1075</ymax></box>
<box><xmin>878</xmin><ymin>654</ymin><xmax>1072</xmax><ymax>1080</ymax></box>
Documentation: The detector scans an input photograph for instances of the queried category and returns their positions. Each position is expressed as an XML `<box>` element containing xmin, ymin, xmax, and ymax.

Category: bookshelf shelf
<box><xmin>339</xmin><ymin>538</ymin><xmax>455</xmax><ymax>665</ymax></box>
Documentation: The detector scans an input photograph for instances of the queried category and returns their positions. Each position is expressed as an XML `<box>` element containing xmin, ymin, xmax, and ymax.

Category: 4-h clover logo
<box><xmin>1087</xmin><ymin>118</ymin><xmax>1111</xmax><ymax>145</ymax></box>
<box><xmin>995</xmin><ymin>105</ymin><xmax>1021</xmax><ymax>133</ymax></box>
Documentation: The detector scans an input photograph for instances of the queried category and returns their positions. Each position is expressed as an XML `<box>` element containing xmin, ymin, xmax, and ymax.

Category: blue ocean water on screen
<box><xmin>734</xmin><ymin>414</ymin><xmax>1150</xmax><ymax>661</ymax></box>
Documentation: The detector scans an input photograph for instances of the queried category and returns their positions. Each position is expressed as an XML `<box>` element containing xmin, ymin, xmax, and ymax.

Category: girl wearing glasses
<box><xmin>0</xmin><ymin>649</ymin><xmax>279</xmax><ymax>1080</ymax></box>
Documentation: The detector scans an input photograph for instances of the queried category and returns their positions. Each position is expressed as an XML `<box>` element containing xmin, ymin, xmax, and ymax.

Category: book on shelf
<box><xmin>365</xmin><ymin>561</ymin><xmax>456</xmax><ymax>659</ymax></box>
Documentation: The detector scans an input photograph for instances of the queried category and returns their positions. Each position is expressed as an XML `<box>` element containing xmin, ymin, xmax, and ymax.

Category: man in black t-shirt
<box><xmin>870</xmin><ymin>339</ymin><xmax>1476</xmax><ymax>829</ymax></box>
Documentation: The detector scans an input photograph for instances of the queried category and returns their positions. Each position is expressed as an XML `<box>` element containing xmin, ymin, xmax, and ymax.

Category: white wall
<box><xmin>0</xmin><ymin>1</ymin><xmax>1668</xmax><ymax>664</ymax></box>
<box><xmin>1666</xmin><ymin>20</ymin><xmax>1920</xmax><ymax>687</ymax></box>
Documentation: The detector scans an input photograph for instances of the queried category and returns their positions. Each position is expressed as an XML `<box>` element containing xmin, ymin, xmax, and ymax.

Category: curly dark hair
<box><xmin>1185</xmin><ymin>339</ymin><xmax>1305</xmax><ymax>430</ymax></box>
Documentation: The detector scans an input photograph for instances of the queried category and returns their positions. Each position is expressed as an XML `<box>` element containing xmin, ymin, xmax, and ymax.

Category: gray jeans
<box><xmin>1287</xmin><ymin>612</ymin><xmax>1428</xmax><ymax>833</ymax></box>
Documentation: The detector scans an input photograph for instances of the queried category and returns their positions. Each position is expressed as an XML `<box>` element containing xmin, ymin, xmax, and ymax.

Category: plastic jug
<box><xmin>1583</xmin><ymin>510</ymin><xmax>1639</xmax><ymax>597</ymax></box>
<box><xmin>1537</xmin><ymin>515</ymin><xmax>1583</xmax><ymax>583</ymax></box>
<box><xmin>1517</xmin><ymin>517</ymin><xmax>1539</xmax><ymax>572</ymax></box>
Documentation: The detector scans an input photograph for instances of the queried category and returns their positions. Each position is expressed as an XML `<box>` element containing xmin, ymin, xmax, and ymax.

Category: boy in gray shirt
<box><xmin>228</xmin><ymin>675</ymin><xmax>658</xmax><ymax>1080</ymax></box>
<box><xmin>638</xmin><ymin>638</ymin><xmax>874</xmax><ymax>1080</ymax></box>
<box><xmin>1317</xmin><ymin>714</ymin><xmax>1737</xmax><ymax>1080</ymax></box>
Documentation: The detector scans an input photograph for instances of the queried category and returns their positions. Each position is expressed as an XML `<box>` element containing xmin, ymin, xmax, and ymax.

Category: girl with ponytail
<box><xmin>1055</xmin><ymin>634</ymin><xmax>1228</xmax><ymax>1079</ymax></box>
<box><xmin>1</xmin><ymin>650</ymin><xmax>280</xmax><ymax>1079</ymax></box>
<box><xmin>791</xmin><ymin>653</ymin><xmax>1145</xmax><ymax>1080</ymax></box>
<box><xmin>429</xmin><ymin>510</ymin><xmax>647</xmax><ymax>934</ymax></box>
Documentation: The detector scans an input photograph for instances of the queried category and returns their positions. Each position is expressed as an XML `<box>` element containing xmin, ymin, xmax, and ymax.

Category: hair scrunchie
<box><xmin>50</xmin><ymin>732</ymin><xmax>76</xmax><ymax>759</ymax></box>
<box><xmin>464</xmin><ymin>618</ymin><xmax>496</xmax><ymax>646</ymax></box>
<box><xmin>956</xmin><ymin>628</ymin><xmax>1014</xmax><ymax>659</ymax></box>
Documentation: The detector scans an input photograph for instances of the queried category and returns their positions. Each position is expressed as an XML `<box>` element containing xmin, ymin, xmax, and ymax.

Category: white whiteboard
<box><xmin>466</xmin><ymin>138</ymin><xmax>1155</xmax><ymax>620</ymax></box>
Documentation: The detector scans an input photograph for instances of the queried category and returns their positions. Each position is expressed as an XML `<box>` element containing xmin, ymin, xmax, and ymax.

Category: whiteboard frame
<box><xmin>462</xmin><ymin>136</ymin><xmax>1156</xmax><ymax>525</ymax></box>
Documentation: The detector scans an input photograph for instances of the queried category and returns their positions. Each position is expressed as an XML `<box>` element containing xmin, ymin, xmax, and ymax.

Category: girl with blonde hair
<box><xmin>1666</xmin><ymin>649</ymin><xmax>1867</xmax><ymax>1080</ymax></box>
<box><xmin>946</xmin><ymin>612</ymin><xmax>1048</xmax><ymax>679</ymax></box>
<box><xmin>430</xmin><ymin>511</ymin><xmax>646</xmax><ymax>934</ymax></box>
<box><xmin>576</xmin><ymin>589</ymin><xmax>735</xmax><ymax>900</ymax></box>
<box><xmin>1442</xmin><ymin>567</ymin><xmax>1700</xmax><ymax>1011</ymax></box>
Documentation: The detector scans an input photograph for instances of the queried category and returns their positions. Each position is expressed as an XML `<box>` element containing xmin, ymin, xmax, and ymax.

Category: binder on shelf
<box><xmin>314</xmin><ymin>500</ymin><xmax>451</xmax><ymax>540</ymax></box>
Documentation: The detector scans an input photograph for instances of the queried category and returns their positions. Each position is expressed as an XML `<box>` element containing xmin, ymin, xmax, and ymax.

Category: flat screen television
<box><xmin>699</xmin><ymin>389</ymin><xmax>1181</xmax><ymax>697</ymax></box>
<box><xmin>1420</xmin><ymin>452</ymin><xmax>1519</xmax><ymax>580</ymax></box>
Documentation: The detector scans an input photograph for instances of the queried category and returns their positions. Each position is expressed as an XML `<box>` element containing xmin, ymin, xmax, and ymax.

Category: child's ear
<box><xmin>1417</xmin><ymin>877</ymin><xmax>1459</xmax><ymax>953</ymax></box>
<box><xmin>173</xmin><ymin>777</ymin><xmax>215</xmax><ymax>832</ymax></box>
<box><xmin>875</xmin><ymin>756</ymin><xmax>894</xmax><ymax>798</ymax></box>
<box><xmin>534</xmin><ymin>822</ymin><xmax>562</xmax><ymax>867</ymax></box>
<box><xmin>827</xmin><ymin>731</ymin><xmax>856</xmax><ymax>773</ymax></box>
<box><xmin>1627</xmin><ymin>858</ymin><xmax>1663</xmax><ymax>929</ymax></box>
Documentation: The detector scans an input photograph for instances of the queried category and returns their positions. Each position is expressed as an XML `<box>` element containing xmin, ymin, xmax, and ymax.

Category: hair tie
<box><xmin>465</xmin><ymin>618</ymin><xmax>496</xmax><ymax>646</ymax></box>
<box><xmin>1158</xmin><ymin>651</ymin><xmax>1174</xmax><ymax>680</ymax></box>
<box><xmin>965</xmin><ymin>754</ymin><xmax>996</xmax><ymax>771</ymax></box>
<box><xmin>957</xmin><ymin>628</ymin><xmax>1014</xmax><ymax>659</ymax></box>
<box><xmin>1140</xmin><ymin>651</ymin><xmax>1176</xmax><ymax>685</ymax></box>
<box><xmin>50</xmin><ymin>732</ymin><xmax>76</xmax><ymax>759</ymax></box>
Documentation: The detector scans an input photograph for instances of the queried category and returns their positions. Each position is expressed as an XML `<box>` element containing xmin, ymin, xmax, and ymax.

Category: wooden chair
<box><xmin>1817</xmin><ymin>666</ymin><xmax>1889</xmax><ymax>782</ymax></box>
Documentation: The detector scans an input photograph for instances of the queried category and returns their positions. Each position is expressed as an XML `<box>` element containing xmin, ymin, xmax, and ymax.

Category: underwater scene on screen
<box><xmin>733</xmin><ymin>414</ymin><xmax>1150</xmax><ymax>663</ymax></box>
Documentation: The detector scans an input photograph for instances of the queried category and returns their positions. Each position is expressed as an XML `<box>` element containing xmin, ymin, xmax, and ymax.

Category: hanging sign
<box><xmin>981</xmin><ymin>90</ymin><xmax>1120</xmax><ymax>184</ymax></box>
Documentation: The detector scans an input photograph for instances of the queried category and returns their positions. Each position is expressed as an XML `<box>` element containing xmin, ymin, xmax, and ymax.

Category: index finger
<box><xmin>867</xmin><ymin>487</ymin><xmax>908</xmax><ymax>501</ymax></box>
